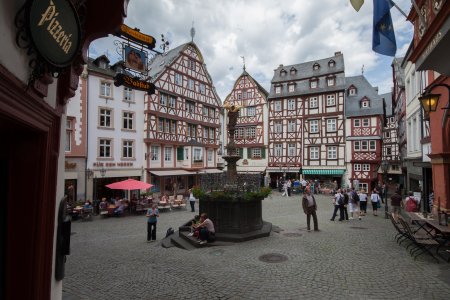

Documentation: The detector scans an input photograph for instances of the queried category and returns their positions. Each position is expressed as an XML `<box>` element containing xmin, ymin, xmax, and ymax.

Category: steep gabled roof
<box><xmin>224</xmin><ymin>70</ymin><xmax>269</xmax><ymax>102</ymax></box>
<box><xmin>379</xmin><ymin>92</ymin><xmax>393</xmax><ymax>117</ymax></box>
<box><xmin>147</xmin><ymin>42</ymin><xmax>221</xmax><ymax>107</ymax></box>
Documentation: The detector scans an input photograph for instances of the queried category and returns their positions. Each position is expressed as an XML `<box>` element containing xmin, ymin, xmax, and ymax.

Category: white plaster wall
<box><xmin>86</xmin><ymin>72</ymin><xmax>145</xmax><ymax>173</ymax></box>
<box><xmin>404</xmin><ymin>61</ymin><xmax>422</xmax><ymax>159</ymax></box>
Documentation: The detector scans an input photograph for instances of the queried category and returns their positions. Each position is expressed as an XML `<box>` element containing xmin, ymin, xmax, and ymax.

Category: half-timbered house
<box><xmin>144</xmin><ymin>42</ymin><xmax>222</xmax><ymax>195</ymax></box>
<box><xmin>380</xmin><ymin>92</ymin><xmax>402</xmax><ymax>193</ymax></box>
<box><xmin>345</xmin><ymin>75</ymin><xmax>384</xmax><ymax>192</ymax></box>
<box><xmin>392</xmin><ymin>56</ymin><xmax>408</xmax><ymax>192</ymax></box>
<box><xmin>223</xmin><ymin>68</ymin><xmax>269</xmax><ymax>181</ymax></box>
<box><xmin>268</xmin><ymin>52</ymin><xmax>347</xmax><ymax>188</ymax></box>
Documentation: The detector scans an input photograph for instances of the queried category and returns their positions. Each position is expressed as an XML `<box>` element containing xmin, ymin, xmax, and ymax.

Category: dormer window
<box><xmin>275</xmin><ymin>85</ymin><xmax>282</xmax><ymax>94</ymax></box>
<box><xmin>288</xmin><ymin>83</ymin><xmax>296</xmax><ymax>93</ymax></box>
<box><xmin>290</xmin><ymin>67</ymin><xmax>297</xmax><ymax>75</ymax></box>
<box><xmin>280</xmin><ymin>69</ymin><xmax>287</xmax><ymax>77</ymax></box>
<box><xmin>328</xmin><ymin>60</ymin><xmax>336</xmax><ymax>68</ymax></box>
<box><xmin>99</xmin><ymin>61</ymin><xmax>107</xmax><ymax>69</ymax></box>
<box><xmin>361</xmin><ymin>100</ymin><xmax>370</xmax><ymax>108</ymax></box>
<box><xmin>327</xmin><ymin>76</ymin><xmax>335</xmax><ymax>86</ymax></box>
<box><xmin>349</xmin><ymin>87</ymin><xmax>356</xmax><ymax>95</ymax></box>
<box><xmin>310</xmin><ymin>78</ymin><xmax>318</xmax><ymax>89</ymax></box>
<box><xmin>313</xmin><ymin>63</ymin><xmax>320</xmax><ymax>71</ymax></box>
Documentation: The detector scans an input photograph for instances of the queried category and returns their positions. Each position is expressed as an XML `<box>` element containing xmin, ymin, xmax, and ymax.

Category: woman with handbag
<box><xmin>370</xmin><ymin>189</ymin><xmax>381</xmax><ymax>216</ymax></box>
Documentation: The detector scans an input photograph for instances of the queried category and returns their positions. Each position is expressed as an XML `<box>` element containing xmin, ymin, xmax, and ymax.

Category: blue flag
<box><xmin>372</xmin><ymin>0</ymin><xmax>397</xmax><ymax>56</ymax></box>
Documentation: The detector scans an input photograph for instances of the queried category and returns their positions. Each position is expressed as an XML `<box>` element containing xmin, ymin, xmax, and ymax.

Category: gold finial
<box><xmin>223</xmin><ymin>100</ymin><xmax>241</xmax><ymax>112</ymax></box>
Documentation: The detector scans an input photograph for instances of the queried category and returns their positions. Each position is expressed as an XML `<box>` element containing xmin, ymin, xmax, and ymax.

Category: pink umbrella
<box><xmin>106</xmin><ymin>179</ymin><xmax>153</xmax><ymax>190</ymax></box>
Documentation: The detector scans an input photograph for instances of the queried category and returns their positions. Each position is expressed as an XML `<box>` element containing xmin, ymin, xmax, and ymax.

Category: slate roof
<box><xmin>392</xmin><ymin>56</ymin><xmax>405</xmax><ymax>87</ymax></box>
<box><xmin>345</xmin><ymin>75</ymin><xmax>384</xmax><ymax>117</ymax></box>
<box><xmin>268</xmin><ymin>53</ymin><xmax>345</xmax><ymax>99</ymax></box>
<box><xmin>88</xmin><ymin>56</ymin><xmax>118</xmax><ymax>77</ymax></box>
<box><xmin>379</xmin><ymin>92</ymin><xmax>393</xmax><ymax>117</ymax></box>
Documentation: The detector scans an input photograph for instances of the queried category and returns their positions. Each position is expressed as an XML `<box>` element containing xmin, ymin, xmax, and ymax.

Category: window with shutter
<box><xmin>177</xmin><ymin>147</ymin><xmax>184</xmax><ymax>160</ymax></box>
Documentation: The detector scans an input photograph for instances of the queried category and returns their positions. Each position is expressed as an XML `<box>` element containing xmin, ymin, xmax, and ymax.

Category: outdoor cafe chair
<box><xmin>398</xmin><ymin>216</ymin><xmax>440</xmax><ymax>262</ymax></box>
<box><xmin>389</xmin><ymin>213</ymin><xmax>409</xmax><ymax>245</ymax></box>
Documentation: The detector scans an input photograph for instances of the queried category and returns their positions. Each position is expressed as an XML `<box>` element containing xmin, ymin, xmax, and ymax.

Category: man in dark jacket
<box><xmin>302</xmin><ymin>186</ymin><xmax>319</xmax><ymax>231</ymax></box>
<box><xmin>390</xmin><ymin>190</ymin><xmax>403</xmax><ymax>221</ymax></box>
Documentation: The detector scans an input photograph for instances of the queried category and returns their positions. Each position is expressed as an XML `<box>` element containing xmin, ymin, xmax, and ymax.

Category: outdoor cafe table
<box><xmin>405</xmin><ymin>212</ymin><xmax>450</xmax><ymax>261</ymax></box>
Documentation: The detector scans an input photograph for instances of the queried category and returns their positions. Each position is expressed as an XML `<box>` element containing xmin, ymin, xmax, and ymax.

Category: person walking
<box><xmin>370</xmin><ymin>189</ymin><xmax>381</xmax><ymax>216</ymax></box>
<box><xmin>330</xmin><ymin>189</ymin><xmax>344</xmax><ymax>221</ymax></box>
<box><xmin>188</xmin><ymin>188</ymin><xmax>196</xmax><ymax>212</ymax></box>
<box><xmin>349</xmin><ymin>187</ymin><xmax>361</xmax><ymax>220</ymax></box>
<box><xmin>302</xmin><ymin>186</ymin><xmax>319</xmax><ymax>231</ymax></box>
<box><xmin>287</xmin><ymin>179</ymin><xmax>292</xmax><ymax>196</ymax></box>
<box><xmin>281</xmin><ymin>181</ymin><xmax>288</xmax><ymax>197</ymax></box>
<box><xmin>390</xmin><ymin>189</ymin><xmax>403</xmax><ymax>221</ymax></box>
<box><xmin>359</xmin><ymin>189</ymin><xmax>368</xmax><ymax>216</ymax></box>
<box><xmin>342</xmin><ymin>188</ymin><xmax>349</xmax><ymax>220</ymax></box>
<box><xmin>146</xmin><ymin>204</ymin><xmax>159</xmax><ymax>242</ymax></box>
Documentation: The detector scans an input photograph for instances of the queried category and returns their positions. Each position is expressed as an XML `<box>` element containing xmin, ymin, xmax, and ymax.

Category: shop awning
<box><xmin>149</xmin><ymin>170</ymin><xmax>193</xmax><ymax>176</ymax></box>
<box><xmin>302</xmin><ymin>169</ymin><xmax>346</xmax><ymax>175</ymax></box>
<box><xmin>266</xmin><ymin>167</ymin><xmax>299</xmax><ymax>172</ymax></box>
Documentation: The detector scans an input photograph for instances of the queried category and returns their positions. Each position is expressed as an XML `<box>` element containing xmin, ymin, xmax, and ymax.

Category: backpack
<box><xmin>351</xmin><ymin>191</ymin><xmax>359</xmax><ymax>204</ymax></box>
<box><xmin>165</xmin><ymin>227</ymin><xmax>175</xmax><ymax>238</ymax></box>
<box><xmin>337</xmin><ymin>194</ymin><xmax>344</xmax><ymax>205</ymax></box>
<box><xmin>405</xmin><ymin>198</ymin><xmax>418</xmax><ymax>212</ymax></box>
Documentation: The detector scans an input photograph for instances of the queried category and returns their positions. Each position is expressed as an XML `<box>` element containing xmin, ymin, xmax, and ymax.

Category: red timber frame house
<box><xmin>268</xmin><ymin>52</ymin><xmax>347</xmax><ymax>187</ymax></box>
<box><xmin>0</xmin><ymin>1</ymin><xmax>128</xmax><ymax>298</ymax></box>
<box><xmin>345</xmin><ymin>76</ymin><xmax>384</xmax><ymax>192</ymax></box>
<box><xmin>407</xmin><ymin>1</ymin><xmax>450</xmax><ymax>212</ymax></box>
<box><xmin>223</xmin><ymin>69</ymin><xmax>269</xmax><ymax>176</ymax></box>
<box><xmin>144</xmin><ymin>42</ymin><xmax>222</xmax><ymax>195</ymax></box>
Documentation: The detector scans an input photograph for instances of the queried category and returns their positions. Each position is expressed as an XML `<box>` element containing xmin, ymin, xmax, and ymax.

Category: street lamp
<box><xmin>419</xmin><ymin>83</ymin><xmax>450</xmax><ymax>127</ymax></box>
<box><xmin>381</xmin><ymin>160</ymin><xmax>389</xmax><ymax>219</ymax></box>
<box><xmin>419</xmin><ymin>93</ymin><xmax>440</xmax><ymax>120</ymax></box>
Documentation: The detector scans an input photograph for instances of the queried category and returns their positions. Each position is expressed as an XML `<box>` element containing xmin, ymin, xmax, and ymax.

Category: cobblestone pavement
<box><xmin>63</xmin><ymin>192</ymin><xmax>450</xmax><ymax>300</ymax></box>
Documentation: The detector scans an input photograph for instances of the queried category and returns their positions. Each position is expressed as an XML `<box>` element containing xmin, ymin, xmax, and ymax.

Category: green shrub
<box><xmin>192</xmin><ymin>186</ymin><xmax>205</xmax><ymax>199</ymax></box>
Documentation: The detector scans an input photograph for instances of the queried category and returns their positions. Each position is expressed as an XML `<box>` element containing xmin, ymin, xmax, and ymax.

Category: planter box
<box><xmin>199</xmin><ymin>197</ymin><xmax>263</xmax><ymax>234</ymax></box>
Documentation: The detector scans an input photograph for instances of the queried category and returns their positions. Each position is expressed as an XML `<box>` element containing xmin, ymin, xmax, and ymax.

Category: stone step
<box><xmin>170</xmin><ymin>233</ymin><xmax>198</xmax><ymax>250</ymax></box>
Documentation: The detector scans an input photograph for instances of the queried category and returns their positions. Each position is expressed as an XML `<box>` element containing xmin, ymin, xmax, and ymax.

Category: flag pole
<box><xmin>388</xmin><ymin>0</ymin><xmax>408</xmax><ymax>19</ymax></box>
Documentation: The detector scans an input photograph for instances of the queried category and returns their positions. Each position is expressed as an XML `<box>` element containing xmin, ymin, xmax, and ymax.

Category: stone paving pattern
<box><xmin>63</xmin><ymin>192</ymin><xmax>450</xmax><ymax>300</ymax></box>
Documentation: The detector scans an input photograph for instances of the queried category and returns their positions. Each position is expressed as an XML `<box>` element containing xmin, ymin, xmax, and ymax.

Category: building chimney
<box><xmin>334</xmin><ymin>51</ymin><xmax>342</xmax><ymax>56</ymax></box>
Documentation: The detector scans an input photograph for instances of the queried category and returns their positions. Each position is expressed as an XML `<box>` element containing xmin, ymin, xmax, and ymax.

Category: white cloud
<box><xmin>90</xmin><ymin>0</ymin><xmax>413</xmax><ymax>100</ymax></box>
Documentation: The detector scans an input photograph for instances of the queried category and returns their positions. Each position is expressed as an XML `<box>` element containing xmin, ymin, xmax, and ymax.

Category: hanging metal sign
<box><xmin>114</xmin><ymin>73</ymin><xmax>155</xmax><ymax>95</ymax></box>
<box><xmin>116</xmin><ymin>24</ymin><xmax>156</xmax><ymax>49</ymax></box>
<box><xmin>26</xmin><ymin>0</ymin><xmax>81</xmax><ymax>67</ymax></box>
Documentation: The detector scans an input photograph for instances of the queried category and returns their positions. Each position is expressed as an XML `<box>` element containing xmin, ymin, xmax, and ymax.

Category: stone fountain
<box><xmin>197</xmin><ymin>101</ymin><xmax>272</xmax><ymax>242</ymax></box>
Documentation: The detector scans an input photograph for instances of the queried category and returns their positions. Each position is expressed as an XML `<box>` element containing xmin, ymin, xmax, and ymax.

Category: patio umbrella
<box><xmin>106</xmin><ymin>179</ymin><xmax>153</xmax><ymax>190</ymax></box>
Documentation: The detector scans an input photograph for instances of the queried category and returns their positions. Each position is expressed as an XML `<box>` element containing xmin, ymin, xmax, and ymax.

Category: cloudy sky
<box><xmin>90</xmin><ymin>0</ymin><xmax>413</xmax><ymax>101</ymax></box>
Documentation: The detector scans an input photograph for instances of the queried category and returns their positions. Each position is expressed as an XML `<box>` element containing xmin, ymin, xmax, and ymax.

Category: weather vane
<box><xmin>240</xmin><ymin>56</ymin><xmax>246</xmax><ymax>71</ymax></box>
<box><xmin>190</xmin><ymin>21</ymin><xmax>196</xmax><ymax>42</ymax></box>
<box><xmin>361</xmin><ymin>64</ymin><xmax>365</xmax><ymax>75</ymax></box>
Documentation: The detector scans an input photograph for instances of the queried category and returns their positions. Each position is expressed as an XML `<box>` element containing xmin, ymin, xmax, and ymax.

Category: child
<box><xmin>188</xmin><ymin>215</ymin><xmax>200</xmax><ymax>237</ymax></box>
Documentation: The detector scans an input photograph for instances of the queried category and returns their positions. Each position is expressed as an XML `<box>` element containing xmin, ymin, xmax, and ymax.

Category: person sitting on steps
<box><xmin>193</xmin><ymin>213</ymin><xmax>215</xmax><ymax>245</ymax></box>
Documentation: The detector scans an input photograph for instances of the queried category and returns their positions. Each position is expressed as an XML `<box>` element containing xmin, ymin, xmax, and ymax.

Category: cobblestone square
<box><xmin>63</xmin><ymin>192</ymin><xmax>450</xmax><ymax>300</ymax></box>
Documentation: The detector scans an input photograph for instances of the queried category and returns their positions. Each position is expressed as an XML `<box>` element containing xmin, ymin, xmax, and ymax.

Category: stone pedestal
<box><xmin>199</xmin><ymin>197</ymin><xmax>263</xmax><ymax>234</ymax></box>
